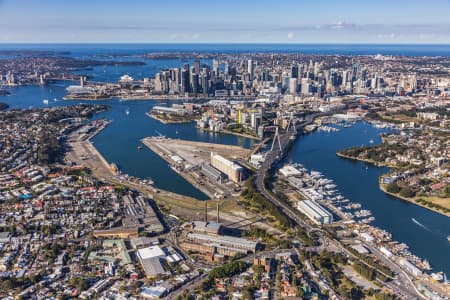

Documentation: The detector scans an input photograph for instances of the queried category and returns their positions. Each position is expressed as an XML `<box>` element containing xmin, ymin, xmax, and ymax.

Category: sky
<box><xmin>1</xmin><ymin>0</ymin><xmax>450</xmax><ymax>44</ymax></box>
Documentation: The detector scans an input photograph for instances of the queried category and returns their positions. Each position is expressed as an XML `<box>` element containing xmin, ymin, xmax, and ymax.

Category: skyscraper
<box><xmin>291</xmin><ymin>65</ymin><xmax>299</xmax><ymax>79</ymax></box>
<box><xmin>289</xmin><ymin>78</ymin><xmax>298</xmax><ymax>94</ymax></box>
<box><xmin>248</xmin><ymin>59</ymin><xmax>254</xmax><ymax>80</ymax></box>
<box><xmin>194</xmin><ymin>60</ymin><xmax>200</xmax><ymax>74</ymax></box>
<box><xmin>181</xmin><ymin>69</ymin><xmax>190</xmax><ymax>93</ymax></box>
<box><xmin>213</xmin><ymin>59</ymin><xmax>219</xmax><ymax>75</ymax></box>
<box><xmin>352</xmin><ymin>64</ymin><xmax>359</xmax><ymax>81</ymax></box>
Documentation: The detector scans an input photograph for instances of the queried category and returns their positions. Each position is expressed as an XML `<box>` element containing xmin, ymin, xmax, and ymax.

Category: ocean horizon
<box><xmin>1</xmin><ymin>43</ymin><xmax>450</xmax><ymax>57</ymax></box>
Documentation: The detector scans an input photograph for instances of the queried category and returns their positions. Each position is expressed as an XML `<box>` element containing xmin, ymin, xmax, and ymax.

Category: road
<box><xmin>252</xmin><ymin>113</ymin><xmax>425</xmax><ymax>299</ymax></box>
<box><xmin>254</xmin><ymin>113</ymin><xmax>319</xmax><ymax>232</ymax></box>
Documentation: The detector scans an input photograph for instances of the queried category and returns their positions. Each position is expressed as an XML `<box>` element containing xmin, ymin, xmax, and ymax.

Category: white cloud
<box><xmin>287</xmin><ymin>32</ymin><xmax>296</xmax><ymax>39</ymax></box>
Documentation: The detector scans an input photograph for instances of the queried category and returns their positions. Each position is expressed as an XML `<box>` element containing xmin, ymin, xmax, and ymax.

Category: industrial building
<box><xmin>137</xmin><ymin>245</ymin><xmax>182</xmax><ymax>278</ymax></box>
<box><xmin>210</xmin><ymin>152</ymin><xmax>244</xmax><ymax>183</ymax></box>
<box><xmin>201</xmin><ymin>164</ymin><xmax>224</xmax><ymax>183</ymax></box>
<box><xmin>190</xmin><ymin>221</ymin><xmax>222</xmax><ymax>236</ymax></box>
<box><xmin>297</xmin><ymin>200</ymin><xmax>333</xmax><ymax>225</ymax></box>
<box><xmin>185</xmin><ymin>232</ymin><xmax>258</xmax><ymax>254</ymax></box>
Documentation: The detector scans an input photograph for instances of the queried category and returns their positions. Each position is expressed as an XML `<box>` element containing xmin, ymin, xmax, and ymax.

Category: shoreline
<box><xmin>64</xmin><ymin>94</ymin><xmax>256</xmax><ymax>102</ymax></box>
<box><xmin>336</xmin><ymin>152</ymin><xmax>397</xmax><ymax>168</ymax></box>
<box><xmin>379</xmin><ymin>183</ymin><xmax>450</xmax><ymax>218</ymax></box>
<box><xmin>199</xmin><ymin>127</ymin><xmax>261</xmax><ymax>140</ymax></box>
<box><xmin>336</xmin><ymin>152</ymin><xmax>450</xmax><ymax>218</ymax></box>
<box><xmin>145</xmin><ymin>112</ymin><xmax>197</xmax><ymax>124</ymax></box>
<box><xmin>66</xmin><ymin>119</ymin><xmax>214</xmax><ymax>202</ymax></box>
<box><xmin>140</xmin><ymin>138</ymin><xmax>216</xmax><ymax>199</ymax></box>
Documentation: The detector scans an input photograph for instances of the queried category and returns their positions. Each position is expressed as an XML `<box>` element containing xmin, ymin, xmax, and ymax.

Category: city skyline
<box><xmin>1</xmin><ymin>0</ymin><xmax>450</xmax><ymax>44</ymax></box>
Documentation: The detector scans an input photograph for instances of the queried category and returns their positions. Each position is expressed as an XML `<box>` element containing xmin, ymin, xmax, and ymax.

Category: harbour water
<box><xmin>2</xmin><ymin>87</ymin><xmax>254</xmax><ymax>200</ymax></box>
<box><xmin>288</xmin><ymin>122</ymin><xmax>450</xmax><ymax>275</ymax></box>
<box><xmin>1</xmin><ymin>43</ymin><xmax>449</xmax><ymax>274</ymax></box>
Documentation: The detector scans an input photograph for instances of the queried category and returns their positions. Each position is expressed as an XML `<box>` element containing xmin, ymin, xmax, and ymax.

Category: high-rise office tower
<box><xmin>289</xmin><ymin>78</ymin><xmax>298</xmax><ymax>94</ymax></box>
<box><xmin>181</xmin><ymin>69</ymin><xmax>190</xmax><ymax>93</ymax></box>
<box><xmin>191</xmin><ymin>73</ymin><xmax>199</xmax><ymax>94</ymax></box>
<box><xmin>173</xmin><ymin>68</ymin><xmax>180</xmax><ymax>93</ymax></box>
<box><xmin>352</xmin><ymin>64</ymin><xmax>359</xmax><ymax>81</ymax></box>
<box><xmin>189</xmin><ymin>66</ymin><xmax>195</xmax><ymax>92</ymax></box>
<box><xmin>224</xmin><ymin>62</ymin><xmax>229</xmax><ymax>76</ymax></box>
<box><xmin>213</xmin><ymin>59</ymin><xmax>219</xmax><ymax>75</ymax></box>
<box><xmin>298</xmin><ymin>63</ymin><xmax>304</xmax><ymax>80</ymax></box>
<box><xmin>291</xmin><ymin>65</ymin><xmax>299</xmax><ymax>79</ymax></box>
<box><xmin>248</xmin><ymin>59</ymin><xmax>254</xmax><ymax>80</ymax></box>
<box><xmin>314</xmin><ymin>62</ymin><xmax>320</xmax><ymax>77</ymax></box>
<box><xmin>194</xmin><ymin>60</ymin><xmax>200</xmax><ymax>74</ymax></box>
<box><xmin>201</xmin><ymin>74</ymin><xmax>208</xmax><ymax>95</ymax></box>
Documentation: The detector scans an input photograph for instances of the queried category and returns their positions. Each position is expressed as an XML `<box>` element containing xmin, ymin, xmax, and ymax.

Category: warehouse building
<box><xmin>201</xmin><ymin>164</ymin><xmax>224</xmax><ymax>183</ymax></box>
<box><xmin>186</xmin><ymin>232</ymin><xmax>258</xmax><ymax>254</ymax></box>
<box><xmin>297</xmin><ymin>200</ymin><xmax>333</xmax><ymax>225</ymax></box>
<box><xmin>137</xmin><ymin>246</ymin><xmax>182</xmax><ymax>278</ymax></box>
<box><xmin>210</xmin><ymin>152</ymin><xmax>244</xmax><ymax>183</ymax></box>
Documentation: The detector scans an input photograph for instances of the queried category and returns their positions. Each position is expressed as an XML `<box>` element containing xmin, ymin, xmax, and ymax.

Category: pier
<box><xmin>141</xmin><ymin>137</ymin><xmax>251</xmax><ymax>199</ymax></box>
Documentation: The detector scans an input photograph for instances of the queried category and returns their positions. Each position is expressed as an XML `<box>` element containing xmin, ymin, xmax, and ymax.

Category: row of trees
<box><xmin>208</xmin><ymin>261</ymin><xmax>248</xmax><ymax>279</ymax></box>
<box><xmin>386</xmin><ymin>183</ymin><xmax>416</xmax><ymax>198</ymax></box>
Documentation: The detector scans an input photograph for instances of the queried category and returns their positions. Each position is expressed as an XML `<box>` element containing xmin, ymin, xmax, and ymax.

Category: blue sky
<box><xmin>1</xmin><ymin>0</ymin><xmax>450</xmax><ymax>43</ymax></box>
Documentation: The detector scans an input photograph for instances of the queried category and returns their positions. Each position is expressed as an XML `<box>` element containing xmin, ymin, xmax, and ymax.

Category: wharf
<box><xmin>141</xmin><ymin>137</ymin><xmax>251</xmax><ymax>199</ymax></box>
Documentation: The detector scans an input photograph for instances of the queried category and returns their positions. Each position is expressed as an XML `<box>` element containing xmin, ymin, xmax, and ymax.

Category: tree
<box><xmin>386</xmin><ymin>183</ymin><xmax>400</xmax><ymax>194</ymax></box>
<box><xmin>399</xmin><ymin>187</ymin><xmax>415</xmax><ymax>198</ymax></box>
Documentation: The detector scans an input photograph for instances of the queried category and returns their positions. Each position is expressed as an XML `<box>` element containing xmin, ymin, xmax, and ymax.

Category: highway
<box><xmin>254</xmin><ymin>113</ymin><xmax>319</xmax><ymax>232</ymax></box>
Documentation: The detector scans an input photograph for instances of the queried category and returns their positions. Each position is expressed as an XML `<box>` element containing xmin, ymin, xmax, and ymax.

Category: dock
<box><xmin>141</xmin><ymin>137</ymin><xmax>251</xmax><ymax>199</ymax></box>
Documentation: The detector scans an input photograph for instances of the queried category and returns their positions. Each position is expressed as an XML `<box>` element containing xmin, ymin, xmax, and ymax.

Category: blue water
<box><xmin>90</xmin><ymin>100</ymin><xmax>254</xmax><ymax>200</ymax></box>
<box><xmin>1</xmin><ymin>43</ymin><xmax>449</xmax><ymax>273</ymax></box>
<box><xmin>2</xmin><ymin>43</ymin><xmax>450</xmax><ymax>57</ymax></box>
<box><xmin>1</xmin><ymin>88</ymin><xmax>253</xmax><ymax>200</ymax></box>
<box><xmin>288</xmin><ymin>122</ymin><xmax>450</xmax><ymax>275</ymax></box>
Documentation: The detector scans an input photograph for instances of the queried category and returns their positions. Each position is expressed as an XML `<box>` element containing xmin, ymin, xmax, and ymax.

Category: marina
<box><xmin>289</xmin><ymin>120</ymin><xmax>450</xmax><ymax>275</ymax></box>
<box><xmin>279</xmin><ymin>161</ymin><xmax>436</xmax><ymax>277</ymax></box>
<box><xmin>279</xmin><ymin>163</ymin><xmax>376</xmax><ymax>225</ymax></box>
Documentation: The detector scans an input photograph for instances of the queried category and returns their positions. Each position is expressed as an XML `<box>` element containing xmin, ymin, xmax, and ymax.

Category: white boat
<box><xmin>43</xmin><ymin>99</ymin><xmax>49</xmax><ymax>105</ymax></box>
